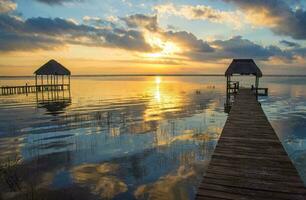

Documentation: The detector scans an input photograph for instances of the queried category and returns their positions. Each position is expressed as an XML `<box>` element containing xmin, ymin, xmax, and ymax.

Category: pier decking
<box><xmin>197</xmin><ymin>89</ymin><xmax>306</xmax><ymax>200</ymax></box>
<box><xmin>0</xmin><ymin>84</ymin><xmax>70</xmax><ymax>95</ymax></box>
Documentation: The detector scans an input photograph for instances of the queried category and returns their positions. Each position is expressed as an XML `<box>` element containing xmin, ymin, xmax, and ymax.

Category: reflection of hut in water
<box><xmin>37</xmin><ymin>90</ymin><xmax>71</xmax><ymax>115</ymax></box>
<box><xmin>224</xmin><ymin>59</ymin><xmax>267</xmax><ymax>113</ymax></box>
<box><xmin>34</xmin><ymin>59</ymin><xmax>71</xmax><ymax>91</ymax></box>
<box><xmin>35</xmin><ymin>60</ymin><xmax>72</xmax><ymax>115</ymax></box>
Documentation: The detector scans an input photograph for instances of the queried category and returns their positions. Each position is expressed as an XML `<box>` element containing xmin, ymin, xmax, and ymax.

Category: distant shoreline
<box><xmin>1</xmin><ymin>74</ymin><xmax>306</xmax><ymax>78</ymax></box>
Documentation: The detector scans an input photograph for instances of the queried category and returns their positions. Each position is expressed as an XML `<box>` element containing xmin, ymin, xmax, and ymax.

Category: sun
<box><xmin>144</xmin><ymin>34</ymin><xmax>181</xmax><ymax>59</ymax></box>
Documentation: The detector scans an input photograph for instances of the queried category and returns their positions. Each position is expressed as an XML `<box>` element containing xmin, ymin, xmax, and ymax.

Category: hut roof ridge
<box><xmin>225</xmin><ymin>59</ymin><xmax>262</xmax><ymax>77</ymax></box>
<box><xmin>34</xmin><ymin>59</ymin><xmax>71</xmax><ymax>75</ymax></box>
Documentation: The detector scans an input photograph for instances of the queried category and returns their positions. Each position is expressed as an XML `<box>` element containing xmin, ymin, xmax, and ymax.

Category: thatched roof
<box><xmin>34</xmin><ymin>59</ymin><xmax>71</xmax><ymax>75</ymax></box>
<box><xmin>225</xmin><ymin>59</ymin><xmax>262</xmax><ymax>77</ymax></box>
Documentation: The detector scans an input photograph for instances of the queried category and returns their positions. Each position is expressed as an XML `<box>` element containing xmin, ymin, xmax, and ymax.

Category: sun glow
<box><xmin>155</xmin><ymin>76</ymin><xmax>162</xmax><ymax>84</ymax></box>
<box><xmin>145</xmin><ymin>34</ymin><xmax>181</xmax><ymax>59</ymax></box>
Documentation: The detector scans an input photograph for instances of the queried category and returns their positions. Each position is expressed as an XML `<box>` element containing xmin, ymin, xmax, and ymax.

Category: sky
<box><xmin>1</xmin><ymin>0</ymin><xmax>306</xmax><ymax>75</ymax></box>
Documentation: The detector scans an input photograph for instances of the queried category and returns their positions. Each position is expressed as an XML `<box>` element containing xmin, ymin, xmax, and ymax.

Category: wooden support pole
<box><xmin>68</xmin><ymin>75</ymin><xmax>71</xmax><ymax>90</ymax></box>
<box><xmin>226</xmin><ymin>75</ymin><xmax>230</xmax><ymax>105</ymax></box>
<box><xmin>255</xmin><ymin>76</ymin><xmax>259</xmax><ymax>99</ymax></box>
<box><xmin>41</xmin><ymin>75</ymin><xmax>44</xmax><ymax>89</ymax></box>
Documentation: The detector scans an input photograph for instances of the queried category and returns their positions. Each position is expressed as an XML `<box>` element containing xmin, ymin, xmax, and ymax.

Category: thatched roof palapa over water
<box><xmin>34</xmin><ymin>59</ymin><xmax>71</xmax><ymax>75</ymax></box>
<box><xmin>225</xmin><ymin>59</ymin><xmax>262</xmax><ymax>77</ymax></box>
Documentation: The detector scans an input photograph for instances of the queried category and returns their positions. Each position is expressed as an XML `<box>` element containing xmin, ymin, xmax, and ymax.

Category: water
<box><xmin>259</xmin><ymin>77</ymin><xmax>306</xmax><ymax>185</ymax></box>
<box><xmin>0</xmin><ymin>76</ymin><xmax>305</xmax><ymax>199</ymax></box>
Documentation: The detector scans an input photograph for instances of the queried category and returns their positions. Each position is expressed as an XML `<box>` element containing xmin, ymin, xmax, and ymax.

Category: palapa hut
<box><xmin>225</xmin><ymin>59</ymin><xmax>262</xmax><ymax>95</ymax></box>
<box><xmin>34</xmin><ymin>59</ymin><xmax>71</xmax><ymax>88</ymax></box>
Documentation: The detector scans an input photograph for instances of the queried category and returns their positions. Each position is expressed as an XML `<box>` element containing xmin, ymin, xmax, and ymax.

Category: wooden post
<box><xmin>226</xmin><ymin>75</ymin><xmax>229</xmax><ymax>99</ymax></box>
<box><xmin>226</xmin><ymin>75</ymin><xmax>230</xmax><ymax>112</ymax></box>
<box><xmin>53</xmin><ymin>75</ymin><xmax>56</xmax><ymax>91</ymax></box>
<box><xmin>68</xmin><ymin>75</ymin><xmax>71</xmax><ymax>89</ymax></box>
<box><xmin>255</xmin><ymin>76</ymin><xmax>259</xmax><ymax>99</ymax></box>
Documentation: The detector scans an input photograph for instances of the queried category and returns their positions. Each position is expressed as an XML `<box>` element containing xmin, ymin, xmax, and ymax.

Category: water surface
<box><xmin>0</xmin><ymin>76</ymin><xmax>305</xmax><ymax>200</ymax></box>
<box><xmin>0</xmin><ymin>76</ymin><xmax>227</xmax><ymax>200</ymax></box>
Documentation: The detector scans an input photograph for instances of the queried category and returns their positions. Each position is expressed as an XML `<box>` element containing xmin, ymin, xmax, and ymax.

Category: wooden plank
<box><xmin>196</xmin><ymin>89</ymin><xmax>306</xmax><ymax>199</ymax></box>
<box><xmin>0</xmin><ymin>84</ymin><xmax>70</xmax><ymax>95</ymax></box>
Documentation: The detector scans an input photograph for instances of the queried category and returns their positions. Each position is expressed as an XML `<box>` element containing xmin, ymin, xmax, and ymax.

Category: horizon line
<box><xmin>1</xmin><ymin>74</ymin><xmax>306</xmax><ymax>78</ymax></box>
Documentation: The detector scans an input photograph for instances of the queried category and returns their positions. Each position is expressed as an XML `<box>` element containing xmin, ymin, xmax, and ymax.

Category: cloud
<box><xmin>155</xmin><ymin>2</ymin><xmax>306</xmax><ymax>40</ymax></box>
<box><xmin>222</xmin><ymin>0</ymin><xmax>306</xmax><ymax>39</ymax></box>
<box><xmin>72</xmin><ymin>163</ymin><xmax>127</xmax><ymax>199</ymax></box>
<box><xmin>83</xmin><ymin>16</ymin><xmax>117</xmax><ymax>29</ymax></box>
<box><xmin>0</xmin><ymin>0</ymin><xmax>17</xmax><ymax>13</ymax></box>
<box><xmin>0</xmin><ymin>31</ymin><xmax>63</xmax><ymax>51</ymax></box>
<box><xmin>0</xmin><ymin>11</ymin><xmax>304</xmax><ymax>64</ymax></box>
<box><xmin>280</xmin><ymin>40</ymin><xmax>301</xmax><ymax>48</ymax></box>
<box><xmin>162</xmin><ymin>31</ymin><xmax>214</xmax><ymax>53</ymax></box>
<box><xmin>292</xmin><ymin>47</ymin><xmax>306</xmax><ymax>58</ymax></box>
<box><xmin>211</xmin><ymin>36</ymin><xmax>274</xmax><ymax>59</ymax></box>
<box><xmin>0</xmin><ymin>14</ymin><xmax>154</xmax><ymax>52</ymax></box>
<box><xmin>155</xmin><ymin>3</ymin><xmax>243</xmax><ymax>28</ymax></box>
<box><xmin>35</xmin><ymin>0</ymin><xmax>83</xmax><ymax>5</ymax></box>
<box><xmin>121</xmin><ymin>14</ymin><xmax>159</xmax><ymax>32</ymax></box>
<box><xmin>184</xmin><ymin>36</ymin><xmax>295</xmax><ymax>62</ymax></box>
<box><xmin>134</xmin><ymin>162</ymin><xmax>207</xmax><ymax>200</ymax></box>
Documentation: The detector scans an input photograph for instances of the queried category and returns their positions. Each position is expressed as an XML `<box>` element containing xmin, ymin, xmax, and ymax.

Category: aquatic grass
<box><xmin>0</xmin><ymin>156</ymin><xmax>22</xmax><ymax>192</ymax></box>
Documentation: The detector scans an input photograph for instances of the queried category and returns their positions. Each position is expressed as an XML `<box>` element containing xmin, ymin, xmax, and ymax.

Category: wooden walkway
<box><xmin>0</xmin><ymin>84</ymin><xmax>70</xmax><ymax>95</ymax></box>
<box><xmin>196</xmin><ymin>89</ymin><xmax>306</xmax><ymax>200</ymax></box>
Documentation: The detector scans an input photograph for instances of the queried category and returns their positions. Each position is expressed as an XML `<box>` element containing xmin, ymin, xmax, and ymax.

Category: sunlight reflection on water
<box><xmin>0</xmin><ymin>76</ymin><xmax>306</xmax><ymax>199</ymax></box>
<box><xmin>0</xmin><ymin>76</ymin><xmax>227</xmax><ymax>200</ymax></box>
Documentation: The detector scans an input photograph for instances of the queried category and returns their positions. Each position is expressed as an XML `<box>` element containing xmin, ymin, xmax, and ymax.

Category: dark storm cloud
<box><xmin>222</xmin><ymin>0</ymin><xmax>306</xmax><ymax>40</ymax></box>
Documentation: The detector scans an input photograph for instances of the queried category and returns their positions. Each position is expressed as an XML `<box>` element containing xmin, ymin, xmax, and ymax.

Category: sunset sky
<box><xmin>1</xmin><ymin>0</ymin><xmax>306</xmax><ymax>75</ymax></box>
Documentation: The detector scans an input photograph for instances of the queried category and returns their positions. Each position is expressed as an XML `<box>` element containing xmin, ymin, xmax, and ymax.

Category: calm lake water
<box><xmin>0</xmin><ymin>76</ymin><xmax>305</xmax><ymax>200</ymax></box>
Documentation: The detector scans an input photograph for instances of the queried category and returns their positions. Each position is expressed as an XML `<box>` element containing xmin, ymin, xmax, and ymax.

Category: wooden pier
<box><xmin>0</xmin><ymin>84</ymin><xmax>70</xmax><ymax>95</ymax></box>
<box><xmin>197</xmin><ymin>89</ymin><xmax>306</xmax><ymax>200</ymax></box>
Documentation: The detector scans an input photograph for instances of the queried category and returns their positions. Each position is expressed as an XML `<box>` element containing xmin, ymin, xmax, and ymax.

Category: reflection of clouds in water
<box><xmin>134</xmin><ymin>161</ymin><xmax>208</xmax><ymax>200</ymax></box>
<box><xmin>260</xmin><ymin>78</ymin><xmax>306</xmax><ymax>185</ymax></box>
<box><xmin>155</xmin><ymin>127</ymin><xmax>221</xmax><ymax>147</ymax></box>
<box><xmin>292</xmin><ymin>151</ymin><xmax>306</xmax><ymax>185</ymax></box>
<box><xmin>39</xmin><ymin>171</ymin><xmax>56</xmax><ymax>188</ymax></box>
<box><xmin>285</xmin><ymin>137</ymin><xmax>306</xmax><ymax>185</ymax></box>
<box><xmin>0</xmin><ymin>136</ymin><xmax>24</xmax><ymax>161</ymax></box>
<box><xmin>71</xmin><ymin>163</ymin><xmax>127</xmax><ymax>199</ymax></box>
<box><xmin>0</xmin><ymin>77</ymin><xmax>228</xmax><ymax>198</ymax></box>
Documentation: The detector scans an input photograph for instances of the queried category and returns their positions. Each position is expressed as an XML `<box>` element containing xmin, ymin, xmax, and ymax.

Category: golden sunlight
<box><xmin>144</xmin><ymin>33</ymin><xmax>181</xmax><ymax>59</ymax></box>
<box><xmin>155</xmin><ymin>76</ymin><xmax>162</xmax><ymax>84</ymax></box>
